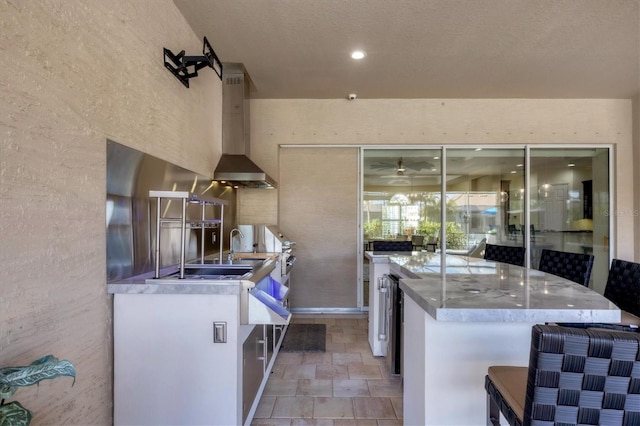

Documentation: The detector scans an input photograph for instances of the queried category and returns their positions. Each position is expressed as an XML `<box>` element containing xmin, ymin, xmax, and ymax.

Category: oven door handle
<box><xmin>378</xmin><ymin>275</ymin><xmax>388</xmax><ymax>341</ymax></box>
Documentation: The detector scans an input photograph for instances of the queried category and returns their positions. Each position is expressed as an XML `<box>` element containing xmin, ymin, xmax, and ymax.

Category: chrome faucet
<box><xmin>228</xmin><ymin>228</ymin><xmax>244</xmax><ymax>262</ymax></box>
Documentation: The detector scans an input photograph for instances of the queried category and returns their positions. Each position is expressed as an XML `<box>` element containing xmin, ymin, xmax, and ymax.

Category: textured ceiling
<box><xmin>173</xmin><ymin>0</ymin><xmax>639</xmax><ymax>99</ymax></box>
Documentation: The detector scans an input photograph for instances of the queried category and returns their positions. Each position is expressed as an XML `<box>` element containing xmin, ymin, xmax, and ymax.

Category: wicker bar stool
<box><xmin>485</xmin><ymin>324</ymin><xmax>640</xmax><ymax>426</ymax></box>
<box><xmin>538</xmin><ymin>248</ymin><xmax>595</xmax><ymax>287</ymax></box>
<box><xmin>484</xmin><ymin>244</ymin><xmax>526</xmax><ymax>267</ymax></box>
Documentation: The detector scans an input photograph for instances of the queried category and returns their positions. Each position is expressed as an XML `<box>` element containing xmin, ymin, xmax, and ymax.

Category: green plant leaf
<box><xmin>0</xmin><ymin>355</ymin><xmax>75</xmax><ymax>389</ymax></box>
<box><xmin>0</xmin><ymin>401</ymin><xmax>33</xmax><ymax>426</ymax></box>
<box><xmin>0</xmin><ymin>385</ymin><xmax>17</xmax><ymax>400</ymax></box>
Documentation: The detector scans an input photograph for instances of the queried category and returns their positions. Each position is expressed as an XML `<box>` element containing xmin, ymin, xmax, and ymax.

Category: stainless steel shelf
<box><xmin>150</xmin><ymin>190</ymin><xmax>227</xmax><ymax>278</ymax></box>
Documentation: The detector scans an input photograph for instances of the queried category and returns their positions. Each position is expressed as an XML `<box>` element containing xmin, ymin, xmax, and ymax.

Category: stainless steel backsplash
<box><xmin>106</xmin><ymin>140</ymin><xmax>235</xmax><ymax>282</ymax></box>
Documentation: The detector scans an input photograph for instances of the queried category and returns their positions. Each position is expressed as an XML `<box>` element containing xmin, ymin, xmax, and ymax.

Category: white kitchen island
<box><xmin>380</xmin><ymin>253</ymin><xmax>621</xmax><ymax>425</ymax></box>
<box><xmin>108</xmin><ymin>260</ymin><xmax>290</xmax><ymax>426</ymax></box>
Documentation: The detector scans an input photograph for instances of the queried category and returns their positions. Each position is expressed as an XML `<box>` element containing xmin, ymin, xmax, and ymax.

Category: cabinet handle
<box><xmin>213</xmin><ymin>322</ymin><xmax>227</xmax><ymax>343</ymax></box>
<box><xmin>378</xmin><ymin>277</ymin><xmax>388</xmax><ymax>341</ymax></box>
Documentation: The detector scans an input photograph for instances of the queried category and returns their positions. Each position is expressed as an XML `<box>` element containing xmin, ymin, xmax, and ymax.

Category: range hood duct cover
<box><xmin>214</xmin><ymin>64</ymin><xmax>277</xmax><ymax>189</ymax></box>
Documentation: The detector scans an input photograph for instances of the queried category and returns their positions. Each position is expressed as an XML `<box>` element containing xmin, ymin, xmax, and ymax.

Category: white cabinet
<box><xmin>113</xmin><ymin>292</ymin><xmax>284</xmax><ymax>426</ymax></box>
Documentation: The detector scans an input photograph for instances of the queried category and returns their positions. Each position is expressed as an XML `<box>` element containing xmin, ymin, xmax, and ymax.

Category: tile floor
<box><xmin>251</xmin><ymin>314</ymin><xmax>402</xmax><ymax>426</ymax></box>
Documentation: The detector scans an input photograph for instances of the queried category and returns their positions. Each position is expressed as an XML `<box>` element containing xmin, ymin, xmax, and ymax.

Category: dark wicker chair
<box><xmin>484</xmin><ymin>244</ymin><xmax>525</xmax><ymax>266</ymax></box>
<box><xmin>558</xmin><ymin>258</ymin><xmax>640</xmax><ymax>333</ymax></box>
<box><xmin>538</xmin><ymin>248</ymin><xmax>594</xmax><ymax>287</ymax></box>
<box><xmin>485</xmin><ymin>324</ymin><xmax>640</xmax><ymax>426</ymax></box>
<box><xmin>372</xmin><ymin>240</ymin><xmax>413</xmax><ymax>252</ymax></box>
<box><xmin>604</xmin><ymin>259</ymin><xmax>640</xmax><ymax>318</ymax></box>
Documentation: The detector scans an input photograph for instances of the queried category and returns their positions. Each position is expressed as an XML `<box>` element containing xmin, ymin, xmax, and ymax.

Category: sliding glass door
<box><xmin>361</xmin><ymin>145</ymin><xmax>611</xmax><ymax>302</ymax></box>
<box><xmin>445</xmin><ymin>147</ymin><xmax>525</xmax><ymax>255</ymax></box>
<box><xmin>529</xmin><ymin>147</ymin><xmax>610</xmax><ymax>288</ymax></box>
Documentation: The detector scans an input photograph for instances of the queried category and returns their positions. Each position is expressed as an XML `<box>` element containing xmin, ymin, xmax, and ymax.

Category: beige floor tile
<box><xmin>327</xmin><ymin>324</ymin><xmax>344</xmax><ymax>333</ymax></box>
<box><xmin>375</xmin><ymin>420</ymin><xmax>402</xmax><ymax>426</ymax></box>
<box><xmin>354</xmin><ymin>334</ymin><xmax>369</xmax><ymax>343</ymax></box>
<box><xmin>346</xmin><ymin>342</ymin><xmax>376</xmax><ymax>354</ymax></box>
<box><xmin>342</xmin><ymin>326</ymin><xmax>366</xmax><ymax>335</ymax></box>
<box><xmin>360</xmin><ymin>355</ymin><xmax>386</xmax><ymax>366</ymax></box>
<box><xmin>264</xmin><ymin>379</ymin><xmax>299</xmax><ymax>396</ymax></box>
<box><xmin>253</xmin><ymin>315</ymin><xmax>403</xmax><ymax>424</ymax></box>
<box><xmin>296</xmin><ymin>379</ymin><xmax>333</xmax><ymax>396</ymax></box>
<box><xmin>333</xmin><ymin>420</ymin><xmax>376</xmax><ymax>426</ymax></box>
<box><xmin>254</xmin><ymin>395</ymin><xmax>276</xmax><ymax>418</ymax></box>
<box><xmin>348</xmin><ymin>365</ymin><xmax>383</xmax><ymax>380</ymax></box>
<box><xmin>277</xmin><ymin>353</ymin><xmax>304</xmax><ymax>365</ymax></box>
<box><xmin>367</xmin><ymin>379</ymin><xmax>402</xmax><ymax>397</ymax></box>
<box><xmin>333</xmin><ymin>379</ymin><xmax>370</xmax><ymax>397</ymax></box>
<box><xmin>272</xmin><ymin>396</ymin><xmax>314</xmax><ymax>419</ymax></box>
<box><xmin>292</xmin><ymin>419</ymin><xmax>334</xmax><ymax>426</ymax></box>
<box><xmin>313</xmin><ymin>397</ymin><xmax>355</xmax><ymax>419</ymax></box>
<box><xmin>325</xmin><ymin>341</ymin><xmax>346</xmax><ymax>352</ymax></box>
<box><xmin>332</xmin><ymin>352</ymin><xmax>363</xmax><ymax>365</ymax></box>
<box><xmin>331</xmin><ymin>333</ymin><xmax>357</xmax><ymax>344</ymax></box>
<box><xmin>270</xmin><ymin>363</ymin><xmax>286</xmax><ymax>378</ymax></box>
<box><xmin>283</xmin><ymin>364</ymin><xmax>317</xmax><ymax>379</ymax></box>
<box><xmin>352</xmin><ymin>398</ymin><xmax>396</xmax><ymax>419</ymax></box>
<box><xmin>389</xmin><ymin>397</ymin><xmax>403</xmax><ymax>419</ymax></box>
<box><xmin>316</xmin><ymin>364</ymin><xmax>349</xmax><ymax>380</ymax></box>
<box><xmin>302</xmin><ymin>352</ymin><xmax>333</xmax><ymax>364</ymax></box>
<box><xmin>251</xmin><ymin>418</ymin><xmax>293</xmax><ymax>426</ymax></box>
<box><xmin>377</xmin><ymin>365</ymin><xmax>395</xmax><ymax>380</ymax></box>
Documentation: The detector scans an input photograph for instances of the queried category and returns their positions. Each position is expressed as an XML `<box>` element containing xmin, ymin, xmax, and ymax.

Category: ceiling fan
<box><xmin>370</xmin><ymin>157</ymin><xmax>435</xmax><ymax>175</ymax></box>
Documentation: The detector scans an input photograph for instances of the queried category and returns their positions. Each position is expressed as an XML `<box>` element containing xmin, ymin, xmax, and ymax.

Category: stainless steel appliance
<box><xmin>383</xmin><ymin>274</ymin><xmax>403</xmax><ymax>376</ymax></box>
<box><xmin>236</xmin><ymin>224</ymin><xmax>296</xmax><ymax>284</ymax></box>
<box><xmin>213</xmin><ymin>64</ymin><xmax>277</xmax><ymax>189</ymax></box>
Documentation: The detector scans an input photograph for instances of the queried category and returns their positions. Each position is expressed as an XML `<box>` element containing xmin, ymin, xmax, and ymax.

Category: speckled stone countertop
<box><xmin>368</xmin><ymin>251</ymin><xmax>621</xmax><ymax>323</ymax></box>
<box><xmin>107</xmin><ymin>255</ymin><xmax>277</xmax><ymax>295</ymax></box>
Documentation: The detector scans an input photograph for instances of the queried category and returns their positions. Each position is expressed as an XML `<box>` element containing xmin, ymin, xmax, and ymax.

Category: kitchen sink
<box><xmin>184</xmin><ymin>267</ymin><xmax>253</xmax><ymax>276</ymax></box>
<box><xmin>147</xmin><ymin>258</ymin><xmax>269</xmax><ymax>282</ymax></box>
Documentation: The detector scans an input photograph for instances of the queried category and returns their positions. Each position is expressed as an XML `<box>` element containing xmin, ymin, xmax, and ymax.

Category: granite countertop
<box><xmin>107</xmin><ymin>255</ymin><xmax>278</xmax><ymax>295</ymax></box>
<box><xmin>380</xmin><ymin>252</ymin><xmax>621</xmax><ymax>323</ymax></box>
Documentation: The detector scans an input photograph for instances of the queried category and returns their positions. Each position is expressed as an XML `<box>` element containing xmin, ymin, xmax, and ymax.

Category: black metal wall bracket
<box><xmin>163</xmin><ymin>37</ymin><xmax>223</xmax><ymax>88</ymax></box>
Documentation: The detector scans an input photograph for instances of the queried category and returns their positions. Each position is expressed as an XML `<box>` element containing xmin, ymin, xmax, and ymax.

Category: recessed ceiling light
<box><xmin>351</xmin><ymin>50</ymin><xmax>366</xmax><ymax>60</ymax></box>
<box><xmin>510</xmin><ymin>170</ymin><xmax>517</xmax><ymax>174</ymax></box>
<box><xmin>434</xmin><ymin>156</ymin><xmax>440</xmax><ymax>160</ymax></box>
<box><xmin>475</xmin><ymin>148</ymin><xmax>482</xmax><ymax>151</ymax></box>
<box><xmin>516</xmin><ymin>164</ymin><xmax>523</xmax><ymax>167</ymax></box>
<box><xmin>568</xmin><ymin>163</ymin><xmax>575</xmax><ymax>167</ymax></box>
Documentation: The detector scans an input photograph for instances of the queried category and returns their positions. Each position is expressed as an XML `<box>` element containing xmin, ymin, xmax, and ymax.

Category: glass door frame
<box><xmin>359</xmin><ymin>144</ymin><xmax>614</xmax><ymax>309</ymax></box>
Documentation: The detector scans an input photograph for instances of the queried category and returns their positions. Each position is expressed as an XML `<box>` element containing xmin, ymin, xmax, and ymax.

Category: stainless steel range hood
<box><xmin>214</xmin><ymin>64</ymin><xmax>277</xmax><ymax>189</ymax></box>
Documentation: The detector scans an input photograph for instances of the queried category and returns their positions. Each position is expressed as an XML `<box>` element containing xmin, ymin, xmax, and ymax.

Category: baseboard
<box><xmin>290</xmin><ymin>307</ymin><xmax>365</xmax><ymax>315</ymax></box>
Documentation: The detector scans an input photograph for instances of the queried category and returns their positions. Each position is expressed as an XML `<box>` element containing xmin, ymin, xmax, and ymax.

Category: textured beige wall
<box><xmin>248</xmin><ymin>99</ymin><xmax>634</xmax><ymax>307</ymax></box>
<box><xmin>279</xmin><ymin>147</ymin><xmax>359</xmax><ymax>308</ymax></box>
<box><xmin>0</xmin><ymin>1</ymin><xmax>221</xmax><ymax>424</ymax></box>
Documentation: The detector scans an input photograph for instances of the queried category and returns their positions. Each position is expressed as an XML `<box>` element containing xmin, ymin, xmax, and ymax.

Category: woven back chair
<box><xmin>538</xmin><ymin>249</ymin><xmax>595</xmax><ymax>287</ymax></box>
<box><xmin>558</xmin><ymin>259</ymin><xmax>640</xmax><ymax>333</ymax></box>
<box><xmin>485</xmin><ymin>324</ymin><xmax>640</xmax><ymax>426</ymax></box>
<box><xmin>372</xmin><ymin>240</ymin><xmax>413</xmax><ymax>252</ymax></box>
<box><xmin>604</xmin><ymin>259</ymin><xmax>640</xmax><ymax>318</ymax></box>
<box><xmin>484</xmin><ymin>244</ymin><xmax>526</xmax><ymax>267</ymax></box>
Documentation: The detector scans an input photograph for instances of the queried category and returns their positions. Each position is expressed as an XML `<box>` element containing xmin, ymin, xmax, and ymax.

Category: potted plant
<box><xmin>0</xmin><ymin>355</ymin><xmax>75</xmax><ymax>426</ymax></box>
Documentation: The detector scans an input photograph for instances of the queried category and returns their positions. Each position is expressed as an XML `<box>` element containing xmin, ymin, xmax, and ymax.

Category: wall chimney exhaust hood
<box><xmin>214</xmin><ymin>64</ymin><xmax>277</xmax><ymax>189</ymax></box>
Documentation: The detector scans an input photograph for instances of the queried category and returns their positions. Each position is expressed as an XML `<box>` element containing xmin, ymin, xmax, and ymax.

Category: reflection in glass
<box><xmin>363</xmin><ymin>149</ymin><xmax>442</xmax><ymax>246</ymax></box>
<box><xmin>529</xmin><ymin>148</ymin><xmax>609</xmax><ymax>287</ymax></box>
<box><xmin>445</xmin><ymin>148</ymin><xmax>526</xmax><ymax>256</ymax></box>
<box><xmin>361</xmin><ymin>146</ymin><xmax>611</xmax><ymax>306</ymax></box>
